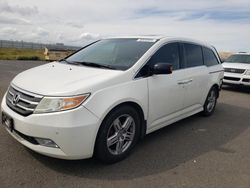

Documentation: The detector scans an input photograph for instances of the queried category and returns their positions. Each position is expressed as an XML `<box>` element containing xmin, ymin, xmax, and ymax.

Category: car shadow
<box><xmin>222</xmin><ymin>85</ymin><xmax>250</xmax><ymax>94</ymax></box>
<box><xmin>28</xmin><ymin>103</ymin><xmax>250</xmax><ymax>180</ymax></box>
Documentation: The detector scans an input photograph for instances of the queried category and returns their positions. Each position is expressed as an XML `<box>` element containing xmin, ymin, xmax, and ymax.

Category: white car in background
<box><xmin>1</xmin><ymin>36</ymin><xmax>224</xmax><ymax>163</ymax></box>
<box><xmin>222</xmin><ymin>53</ymin><xmax>250</xmax><ymax>86</ymax></box>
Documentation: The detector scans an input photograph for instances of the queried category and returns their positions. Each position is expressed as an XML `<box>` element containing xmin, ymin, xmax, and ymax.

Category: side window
<box><xmin>183</xmin><ymin>43</ymin><xmax>203</xmax><ymax>68</ymax></box>
<box><xmin>203</xmin><ymin>47</ymin><xmax>219</xmax><ymax>66</ymax></box>
<box><xmin>149</xmin><ymin>43</ymin><xmax>180</xmax><ymax>70</ymax></box>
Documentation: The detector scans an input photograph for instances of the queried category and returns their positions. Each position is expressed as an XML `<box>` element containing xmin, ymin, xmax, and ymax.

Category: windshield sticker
<box><xmin>137</xmin><ymin>38</ymin><xmax>157</xmax><ymax>43</ymax></box>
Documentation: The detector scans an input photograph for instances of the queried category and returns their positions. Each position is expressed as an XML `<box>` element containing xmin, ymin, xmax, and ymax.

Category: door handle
<box><xmin>186</xmin><ymin>79</ymin><xmax>193</xmax><ymax>84</ymax></box>
<box><xmin>178</xmin><ymin>81</ymin><xmax>185</xmax><ymax>85</ymax></box>
<box><xmin>177</xmin><ymin>79</ymin><xmax>193</xmax><ymax>85</ymax></box>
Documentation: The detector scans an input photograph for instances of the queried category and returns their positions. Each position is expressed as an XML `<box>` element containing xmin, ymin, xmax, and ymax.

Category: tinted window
<box><xmin>66</xmin><ymin>39</ymin><xmax>156</xmax><ymax>70</ymax></box>
<box><xmin>148</xmin><ymin>43</ymin><xmax>180</xmax><ymax>70</ymax></box>
<box><xmin>183</xmin><ymin>43</ymin><xmax>203</xmax><ymax>67</ymax></box>
<box><xmin>203</xmin><ymin>47</ymin><xmax>219</xmax><ymax>66</ymax></box>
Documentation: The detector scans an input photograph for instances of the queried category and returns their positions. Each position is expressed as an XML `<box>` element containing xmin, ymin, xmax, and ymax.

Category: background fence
<box><xmin>0</xmin><ymin>40</ymin><xmax>80</xmax><ymax>51</ymax></box>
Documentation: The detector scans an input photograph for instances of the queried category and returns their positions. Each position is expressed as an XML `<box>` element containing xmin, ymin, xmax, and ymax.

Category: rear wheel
<box><xmin>95</xmin><ymin>105</ymin><xmax>141</xmax><ymax>163</ymax></box>
<box><xmin>202</xmin><ymin>86</ymin><xmax>218</xmax><ymax>116</ymax></box>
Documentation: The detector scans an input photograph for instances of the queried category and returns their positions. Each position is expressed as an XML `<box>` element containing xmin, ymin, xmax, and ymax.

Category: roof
<box><xmin>104</xmin><ymin>35</ymin><xmax>213</xmax><ymax>48</ymax></box>
<box><xmin>105</xmin><ymin>35</ymin><xmax>165</xmax><ymax>40</ymax></box>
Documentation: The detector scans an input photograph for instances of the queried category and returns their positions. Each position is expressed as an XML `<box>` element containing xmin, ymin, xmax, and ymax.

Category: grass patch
<box><xmin>0</xmin><ymin>48</ymin><xmax>45</xmax><ymax>60</ymax></box>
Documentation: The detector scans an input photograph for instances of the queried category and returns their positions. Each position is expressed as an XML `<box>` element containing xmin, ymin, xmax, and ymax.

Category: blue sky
<box><xmin>136</xmin><ymin>8</ymin><xmax>250</xmax><ymax>21</ymax></box>
<box><xmin>0</xmin><ymin>0</ymin><xmax>250</xmax><ymax>52</ymax></box>
<box><xmin>182</xmin><ymin>10</ymin><xmax>250</xmax><ymax>21</ymax></box>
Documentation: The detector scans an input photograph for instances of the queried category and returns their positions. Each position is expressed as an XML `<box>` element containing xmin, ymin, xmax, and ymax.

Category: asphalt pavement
<box><xmin>0</xmin><ymin>60</ymin><xmax>250</xmax><ymax>188</ymax></box>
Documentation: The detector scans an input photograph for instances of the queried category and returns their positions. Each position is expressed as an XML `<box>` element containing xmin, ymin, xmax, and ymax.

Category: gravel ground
<box><xmin>0</xmin><ymin>60</ymin><xmax>250</xmax><ymax>188</ymax></box>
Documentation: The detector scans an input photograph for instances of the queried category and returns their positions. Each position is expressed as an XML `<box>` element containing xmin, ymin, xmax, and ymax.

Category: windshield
<box><xmin>66</xmin><ymin>38</ymin><xmax>156</xmax><ymax>70</ymax></box>
<box><xmin>226</xmin><ymin>54</ymin><xmax>250</xmax><ymax>64</ymax></box>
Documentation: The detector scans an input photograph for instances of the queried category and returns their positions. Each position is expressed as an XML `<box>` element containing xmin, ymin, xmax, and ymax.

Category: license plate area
<box><xmin>1</xmin><ymin>112</ymin><xmax>14</xmax><ymax>132</ymax></box>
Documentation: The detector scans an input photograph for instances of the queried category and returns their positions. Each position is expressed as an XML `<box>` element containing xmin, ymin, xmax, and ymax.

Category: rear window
<box><xmin>183</xmin><ymin>43</ymin><xmax>203</xmax><ymax>68</ymax></box>
<box><xmin>203</xmin><ymin>47</ymin><xmax>219</xmax><ymax>66</ymax></box>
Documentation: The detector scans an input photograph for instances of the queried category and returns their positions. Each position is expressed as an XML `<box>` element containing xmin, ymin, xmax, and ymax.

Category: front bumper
<box><xmin>1</xmin><ymin>94</ymin><xmax>100</xmax><ymax>160</ymax></box>
<box><xmin>223</xmin><ymin>73</ymin><xmax>250</xmax><ymax>86</ymax></box>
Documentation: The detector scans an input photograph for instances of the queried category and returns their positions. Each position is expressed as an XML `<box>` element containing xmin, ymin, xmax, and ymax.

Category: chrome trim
<box><xmin>224</xmin><ymin>68</ymin><xmax>246</xmax><ymax>74</ymax></box>
<box><xmin>18</xmin><ymin>97</ymin><xmax>39</xmax><ymax>105</ymax></box>
<box><xmin>7</xmin><ymin>97</ymin><xmax>34</xmax><ymax>111</ymax></box>
<box><xmin>16</xmin><ymin>104</ymin><xmax>34</xmax><ymax>111</ymax></box>
<box><xmin>9</xmin><ymin>90</ymin><xmax>14</xmax><ymax>96</ymax></box>
<box><xmin>11</xmin><ymin>84</ymin><xmax>43</xmax><ymax>98</ymax></box>
<box><xmin>6</xmin><ymin>85</ymin><xmax>43</xmax><ymax>116</ymax></box>
<box><xmin>7</xmin><ymin>97</ymin><xmax>12</xmax><ymax>103</ymax></box>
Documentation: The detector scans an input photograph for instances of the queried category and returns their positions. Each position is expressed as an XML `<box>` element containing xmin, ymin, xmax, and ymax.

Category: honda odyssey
<box><xmin>1</xmin><ymin>36</ymin><xmax>224</xmax><ymax>163</ymax></box>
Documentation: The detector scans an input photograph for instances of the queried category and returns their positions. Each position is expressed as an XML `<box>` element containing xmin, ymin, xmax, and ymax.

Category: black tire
<box><xmin>201</xmin><ymin>86</ymin><xmax>218</xmax><ymax>116</ymax></box>
<box><xmin>94</xmin><ymin>105</ymin><xmax>141</xmax><ymax>164</ymax></box>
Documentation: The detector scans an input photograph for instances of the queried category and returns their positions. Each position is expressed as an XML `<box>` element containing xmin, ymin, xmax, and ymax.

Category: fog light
<box><xmin>35</xmin><ymin>138</ymin><xmax>59</xmax><ymax>148</ymax></box>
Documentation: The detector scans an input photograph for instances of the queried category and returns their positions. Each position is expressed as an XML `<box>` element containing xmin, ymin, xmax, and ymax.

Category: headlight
<box><xmin>34</xmin><ymin>94</ymin><xmax>90</xmax><ymax>113</ymax></box>
<box><xmin>245</xmin><ymin>70</ymin><xmax>250</xmax><ymax>76</ymax></box>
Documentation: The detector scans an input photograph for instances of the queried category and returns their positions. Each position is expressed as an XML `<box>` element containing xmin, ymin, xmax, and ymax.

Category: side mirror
<box><xmin>152</xmin><ymin>63</ymin><xmax>173</xmax><ymax>75</ymax></box>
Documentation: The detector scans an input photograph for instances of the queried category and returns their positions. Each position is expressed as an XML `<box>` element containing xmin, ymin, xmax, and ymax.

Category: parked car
<box><xmin>1</xmin><ymin>36</ymin><xmax>224</xmax><ymax>163</ymax></box>
<box><xmin>222</xmin><ymin>53</ymin><xmax>250</xmax><ymax>86</ymax></box>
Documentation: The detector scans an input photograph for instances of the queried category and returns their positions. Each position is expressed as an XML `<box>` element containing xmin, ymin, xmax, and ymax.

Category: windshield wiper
<box><xmin>60</xmin><ymin>59</ymin><xmax>79</xmax><ymax>65</ymax></box>
<box><xmin>60</xmin><ymin>59</ymin><xmax>117</xmax><ymax>70</ymax></box>
<box><xmin>76</xmin><ymin>61</ymin><xmax>117</xmax><ymax>70</ymax></box>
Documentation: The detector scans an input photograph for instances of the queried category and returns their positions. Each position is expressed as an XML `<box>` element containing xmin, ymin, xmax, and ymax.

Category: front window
<box><xmin>66</xmin><ymin>38</ymin><xmax>157</xmax><ymax>70</ymax></box>
<box><xmin>226</xmin><ymin>54</ymin><xmax>250</xmax><ymax>64</ymax></box>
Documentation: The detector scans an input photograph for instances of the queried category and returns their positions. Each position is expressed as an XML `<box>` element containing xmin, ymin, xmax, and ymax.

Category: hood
<box><xmin>222</xmin><ymin>62</ymin><xmax>250</xmax><ymax>70</ymax></box>
<box><xmin>12</xmin><ymin>62</ymin><xmax>123</xmax><ymax>96</ymax></box>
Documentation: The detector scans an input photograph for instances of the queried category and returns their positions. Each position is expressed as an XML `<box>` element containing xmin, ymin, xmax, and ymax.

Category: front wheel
<box><xmin>94</xmin><ymin>105</ymin><xmax>141</xmax><ymax>164</ymax></box>
<box><xmin>201</xmin><ymin>87</ymin><xmax>218</xmax><ymax>116</ymax></box>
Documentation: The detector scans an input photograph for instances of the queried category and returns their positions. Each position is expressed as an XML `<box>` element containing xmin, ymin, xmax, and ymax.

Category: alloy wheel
<box><xmin>207</xmin><ymin>90</ymin><xmax>216</xmax><ymax>112</ymax></box>
<box><xmin>106</xmin><ymin>114</ymin><xmax>135</xmax><ymax>155</ymax></box>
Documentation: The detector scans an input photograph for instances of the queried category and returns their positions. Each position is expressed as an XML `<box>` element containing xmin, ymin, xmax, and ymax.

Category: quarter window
<box><xmin>183</xmin><ymin>43</ymin><xmax>203</xmax><ymax>68</ymax></box>
<box><xmin>203</xmin><ymin>47</ymin><xmax>219</xmax><ymax>66</ymax></box>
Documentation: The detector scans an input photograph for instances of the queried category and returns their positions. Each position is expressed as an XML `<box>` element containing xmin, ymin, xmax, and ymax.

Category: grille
<box><xmin>224</xmin><ymin>68</ymin><xmax>245</xmax><ymax>74</ymax></box>
<box><xmin>6</xmin><ymin>85</ymin><xmax>43</xmax><ymax>116</ymax></box>
<box><xmin>242</xmin><ymin>78</ymin><xmax>250</xmax><ymax>82</ymax></box>
<box><xmin>224</xmin><ymin>76</ymin><xmax>241</xmax><ymax>81</ymax></box>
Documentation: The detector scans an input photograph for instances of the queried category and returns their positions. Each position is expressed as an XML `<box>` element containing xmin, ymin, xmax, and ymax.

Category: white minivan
<box><xmin>1</xmin><ymin>36</ymin><xmax>224</xmax><ymax>163</ymax></box>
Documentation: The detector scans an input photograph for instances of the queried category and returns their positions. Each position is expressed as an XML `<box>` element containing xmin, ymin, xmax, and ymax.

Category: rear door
<box><xmin>181</xmin><ymin>43</ymin><xmax>209</xmax><ymax>108</ymax></box>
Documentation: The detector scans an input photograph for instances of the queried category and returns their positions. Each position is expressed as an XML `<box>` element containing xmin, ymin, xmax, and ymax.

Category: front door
<box><xmin>145</xmin><ymin>43</ymin><xmax>187</xmax><ymax>130</ymax></box>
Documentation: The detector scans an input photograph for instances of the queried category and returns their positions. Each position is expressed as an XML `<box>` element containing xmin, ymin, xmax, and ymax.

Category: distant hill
<box><xmin>219</xmin><ymin>52</ymin><xmax>233</xmax><ymax>62</ymax></box>
<box><xmin>0</xmin><ymin>40</ymin><xmax>80</xmax><ymax>51</ymax></box>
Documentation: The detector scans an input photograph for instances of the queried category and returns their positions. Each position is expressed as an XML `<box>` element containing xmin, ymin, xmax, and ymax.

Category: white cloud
<box><xmin>0</xmin><ymin>27</ymin><xmax>17</xmax><ymax>34</ymax></box>
<box><xmin>79</xmin><ymin>32</ymin><xmax>100</xmax><ymax>40</ymax></box>
<box><xmin>36</xmin><ymin>27</ymin><xmax>49</xmax><ymax>37</ymax></box>
<box><xmin>0</xmin><ymin>1</ymin><xmax>38</xmax><ymax>16</ymax></box>
<box><xmin>0</xmin><ymin>14</ymin><xmax>31</xmax><ymax>24</ymax></box>
<box><xmin>65</xmin><ymin>21</ymin><xmax>84</xmax><ymax>29</ymax></box>
<box><xmin>0</xmin><ymin>0</ymin><xmax>249</xmax><ymax>51</ymax></box>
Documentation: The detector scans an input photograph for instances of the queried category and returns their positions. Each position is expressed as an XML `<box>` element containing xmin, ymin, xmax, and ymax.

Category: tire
<box><xmin>201</xmin><ymin>86</ymin><xmax>218</xmax><ymax>116</ymax></box>
<box><xmin>94</xmin><ymin>105</ymin><xmax>141</xmax><ymax>164</ymax></box>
